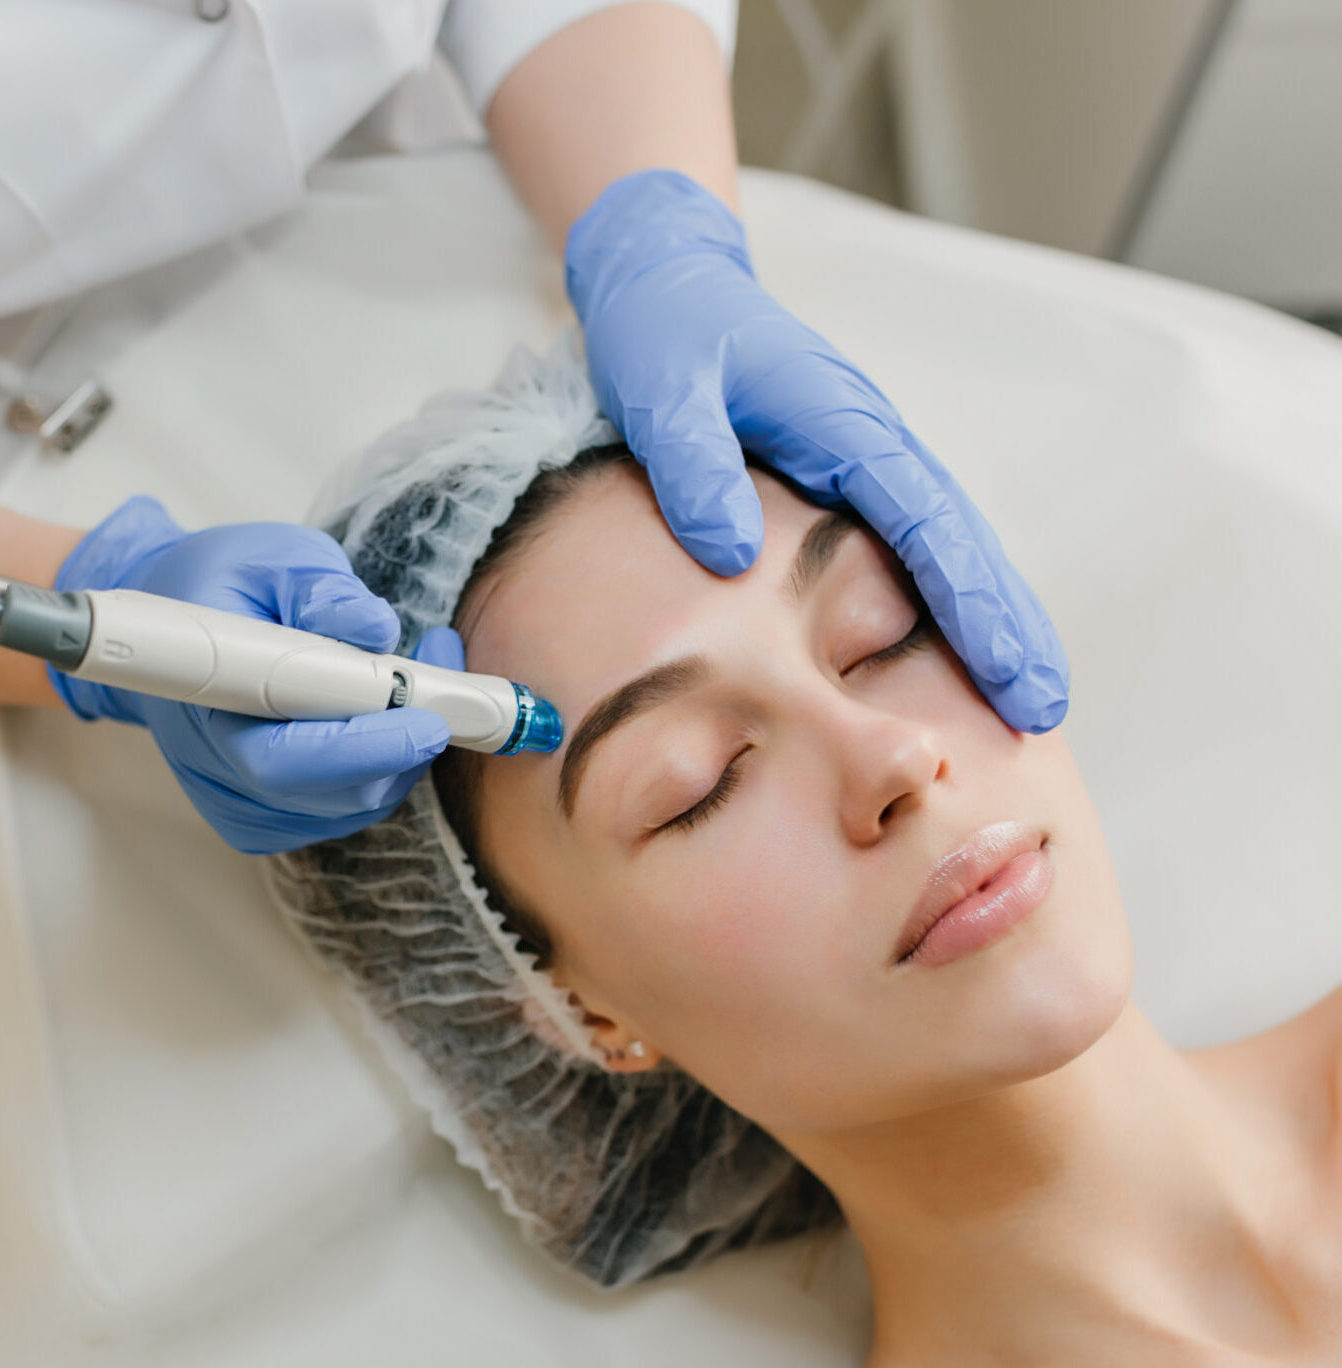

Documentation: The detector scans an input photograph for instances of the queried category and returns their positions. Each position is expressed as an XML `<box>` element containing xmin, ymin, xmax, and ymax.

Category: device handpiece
<box><xmin>0</xmin><ymin>579</ymin><xmax>562</xmax><ymax>756</ymax></box>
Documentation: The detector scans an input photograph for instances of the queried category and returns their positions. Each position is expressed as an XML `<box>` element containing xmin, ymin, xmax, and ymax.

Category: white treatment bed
<box><xmin>2</xmin><ymin>150</ymin><xmax>1340</xmax><ymax>1366</ymax></box>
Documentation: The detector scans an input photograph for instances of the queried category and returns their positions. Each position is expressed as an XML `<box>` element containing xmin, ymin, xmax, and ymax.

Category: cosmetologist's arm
<box><xmin>484</xmin><ymin>2</ymin><xmax>738</xmax><ymax>250</ymax></box>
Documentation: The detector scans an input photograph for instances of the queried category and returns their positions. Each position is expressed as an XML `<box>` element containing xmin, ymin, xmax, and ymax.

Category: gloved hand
<box><xmin>566</xmin><ymin>169</ymin><xmax>1069</xmax><ymax>734</ymax></box>
<box><xmin>51</xmin><ymin>496</ymin><xmax>459</xmax><ymax>854</ymax></box>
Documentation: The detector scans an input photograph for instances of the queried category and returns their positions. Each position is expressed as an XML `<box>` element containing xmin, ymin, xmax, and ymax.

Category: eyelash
<box><xmin>845</xmin><ymin>609</ymin><xmax>932</xmax><ymax>675</ymax></box>
<box><xmin>657</xmin><ymin>611</ymin><xmax>933</xmax><ymax>836</ymax></box>
<box><xmin>660</xmin><ymin>749</ymin><xmax>748</xmax><ymax>835</ymax></box>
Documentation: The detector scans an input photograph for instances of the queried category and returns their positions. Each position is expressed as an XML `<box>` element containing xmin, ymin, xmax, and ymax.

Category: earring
<box><xmin>628</xmin><ymin>1040</ymin><xmax>646</xmax><ymax>1059</ymax></box>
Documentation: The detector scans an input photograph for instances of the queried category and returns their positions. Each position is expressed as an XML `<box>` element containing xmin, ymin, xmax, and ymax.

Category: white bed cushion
<box><xmin>1</xmin><ymin>149</ymin><xmax>1339</xmax><ymax>1365</ymax></box>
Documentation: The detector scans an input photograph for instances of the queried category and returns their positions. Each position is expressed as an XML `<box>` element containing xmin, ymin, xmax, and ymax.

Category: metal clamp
<box><xmin>1</xmin><ymin>301</ymin><xmax>113</xmax><ymax>454</ymax></box>
<box><xmin>4</xmin><ymin>379</ymin><xmax>113</xmax><ymax>454</ymax></box>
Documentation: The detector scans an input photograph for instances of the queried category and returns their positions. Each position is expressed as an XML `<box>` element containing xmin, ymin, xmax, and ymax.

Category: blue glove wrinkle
<box><xmin>54</xmin><ymin>495</ymin><xmax>186</xmax><ymax>597</ymax></box>
<box><xmin>294</xmin><ymin>579</ymin><xmax>402</xmax><ymax>653</ymax></box>
<box><xmin>809</xmin><ymin>418</ymin><xmax>1027</xmax><ymax>688</ymax></box>
<box><xmin>411</xmin><ymin>624</ymin><xmax>467</xmax><ymax>673</ymax></box>
<box><xmin>889</xmin><ymin>502</ymin><xmax>1026</xmax><ymax>685</ymax></box>
<box><xmin>566</xmin><ymin>169</ymin><xmax>755</xmax><ymax>315</ymax></box>
<box><xmin>216</xmin><ymin>710</ymin><xmax>444</xmax><ymax>798</ymax></box>
<box><xmin>46</xmin><ymin>669</ymin><xmax>136</xmax><ymax>724</ymax></box>
<box><xmin>636</xmin><ymin>397</ymin><xmax>765</xmax><ymax>572</ymax></box>
<box><xmin>981</xmin><ymin>586</ymin><xmax>1071</xmax><ymax>734</ymax></box>
<box><xmin>669</xmin><ymin>512</ymin><xmax>761</xmax><ymax>577</ymax></box>
<box><xmin>1027</xmin><ymin>693</ymin><xmax>1070</xmax><ymax>734</ymax></box>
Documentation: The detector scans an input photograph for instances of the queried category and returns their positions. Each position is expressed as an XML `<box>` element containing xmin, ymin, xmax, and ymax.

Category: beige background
<box><xmin>731</xmin><ymin>0</ymin><xmax>1342</xmax><ymax>322</ymax></box>
<box><xmin>732</xmin><ymin>0</ymin><xmax>1212</xmax><ymax>255</ymax></box>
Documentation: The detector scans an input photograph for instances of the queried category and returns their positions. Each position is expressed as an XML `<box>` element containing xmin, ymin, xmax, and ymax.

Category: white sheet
<box><xmin>2</xmin><ymin>149</ymin><xmax>1340</xmax><ymax>1366</ymax></box>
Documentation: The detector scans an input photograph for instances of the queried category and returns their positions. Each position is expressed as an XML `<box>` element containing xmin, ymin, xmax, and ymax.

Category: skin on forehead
<box><xmin>461</xmin><ymin>464</ymin><xmax>736</xmax><ymax>723</ymax></box>
<box><xmin>462</xmin><ymin>466</ymin><xmax>872</xmax><ymax>797</ymax></box>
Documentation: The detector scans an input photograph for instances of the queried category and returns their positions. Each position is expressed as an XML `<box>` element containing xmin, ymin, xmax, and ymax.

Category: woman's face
<box><xmin>461</xmin><ymin>464</ymin><xmax>1132</xmax><ymax>1137</ymax></box>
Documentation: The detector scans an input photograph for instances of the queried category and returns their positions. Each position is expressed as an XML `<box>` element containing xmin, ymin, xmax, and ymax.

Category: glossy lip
<box><xmin>890</xmin><ymin>820</ymin><xmax>1048</xmax><ymax>967</ymax></box>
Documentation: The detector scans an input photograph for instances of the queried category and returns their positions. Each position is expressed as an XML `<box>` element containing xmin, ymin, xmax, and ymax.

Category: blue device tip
<box><xmin>499</xmin><ymin>684</ymin><xmax>564</xmax><ymax>754</ymax></box>
<box><xmin>522</xmin><ymin>696</ymin><xmax>564</xmax><ymax>753</ymax></box>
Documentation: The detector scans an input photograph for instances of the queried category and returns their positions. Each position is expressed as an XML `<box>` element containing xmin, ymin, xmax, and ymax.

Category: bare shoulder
<box><xmin>1268</xmin><ymin>985</ymin><xmax>1342</xmax><ymax>1073</ymax></box>
<box><xmin>1188</xmin><ymin>986</ymin><xmax>1342</xmax><ymax>1167</ymax></box>
<box><xmin>1302</xmin><ymin>986</ymin><xmax>1342</xmax><ymax>1140</ymax></box>
<box><xmin>1301</xmin><ymin>985</ymin><xmax>1342</xmax><ymax>1046</ymax></box>
<box><xmin>1190</xmin><ymin>985</ymin><xmax>1342</xmax><ymax>1068</ymax></box>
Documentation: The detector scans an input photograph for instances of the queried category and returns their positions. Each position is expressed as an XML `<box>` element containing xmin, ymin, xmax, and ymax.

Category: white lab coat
<box><xmin>0</xmin><ymin>0</ymin><xmax>736</xmax><ymax>319</ymax></box>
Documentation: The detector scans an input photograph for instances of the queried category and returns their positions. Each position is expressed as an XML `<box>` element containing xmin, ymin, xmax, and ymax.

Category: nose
<box><xmin>830</xmin><ymin>704</ymin><xmax>945</xmax><ymax>847</ymax></box>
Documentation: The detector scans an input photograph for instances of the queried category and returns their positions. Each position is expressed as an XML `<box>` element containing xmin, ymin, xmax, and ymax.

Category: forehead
<box><xmin>461</xmin><ymin>464</ymin><xmax>828</xmax><ymax>705</ymax></box>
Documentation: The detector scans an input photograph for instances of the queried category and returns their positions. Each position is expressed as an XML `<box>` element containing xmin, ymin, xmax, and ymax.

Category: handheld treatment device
<box><xmin>0</xmin><ymin>578</ymin><xmax>563</xmax><ymax>755</ymax></box>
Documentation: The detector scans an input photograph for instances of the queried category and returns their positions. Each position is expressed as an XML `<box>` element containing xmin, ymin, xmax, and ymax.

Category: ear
<box><xmin>578</xmin><ymin>1004</ymin><xmax>662</xmax><ymax>1073</ymax></box>
<box><xmin>547</xmin><ymin>963</ymin><xmax>663</xmax><ymax>1072</ymax></box>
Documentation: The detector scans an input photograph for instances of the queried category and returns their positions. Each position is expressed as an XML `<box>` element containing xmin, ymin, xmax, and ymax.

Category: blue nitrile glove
<box><xmin>566</xmin><ymin>169</ymin><xmax>1069</xmax><ymax>734</ymax></box>
<box><xmin>51</xmin><ymin>496</ymin><xmax>460</xmax><ymax>854</ymax></box>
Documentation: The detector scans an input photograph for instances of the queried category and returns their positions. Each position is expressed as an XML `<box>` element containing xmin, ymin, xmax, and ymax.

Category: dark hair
<box><xmin>431</xmin><ymin>442</ymin><xmax>635</xmax><ymax>968</ymax></box>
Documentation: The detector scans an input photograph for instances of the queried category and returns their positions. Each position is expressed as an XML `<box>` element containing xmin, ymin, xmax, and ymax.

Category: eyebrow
<box><xmin>787</xmin><ymin>508</ymin><xmax>861</xmax><ymax>602</ymax></box>
<box><xmin>557</xmin><ymin>510</ymin><xmax>861</xmax><ymax>819</ymax></box>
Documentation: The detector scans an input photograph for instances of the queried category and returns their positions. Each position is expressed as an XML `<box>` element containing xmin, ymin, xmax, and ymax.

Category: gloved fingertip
<box><xmin>955</xmin><ymin>605</ymin><xmax>1025</xmax><ymax>686</ymax></box>
<box><xmin>411</xmin><ymin>625</ymin><xmax>466</xmax><ymax>672</ymax></box>
<box><xmin>681</xmin><ymin>529</ymin><xmax>761</xmax><ymax>576</ymax></box>
<box><xmin>300</xmin><ymin>589</ymin><xmax>401</xmax><ymax>653</ymax></box>
<box><xmin>646</xmin><ymin>439</ymin><xmax>763</xmax><ymax>576</ymax></box>
<box><xmin>1026</xmin><ymin>694</ymin><xmax>1070</xmax><ymax>734</ymax></box>
<box><xmin>677</xmin><ymin>492</ymin><xmax>764</xmax><ymax>576</ymax></box>
<box><xmin>984</xmin><ymin>676</ymin><xmax>1070</xmax><ymax>735</ymax></box>
<box><xmin>400</xmin><ymin>709</ymin><xmax>452</xmax><ymax>757</ymax></box>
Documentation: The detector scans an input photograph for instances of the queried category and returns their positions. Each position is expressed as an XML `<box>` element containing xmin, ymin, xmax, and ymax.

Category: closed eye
<box><xmin>656</xmin><ymin>612</ymin><xmax>933</xmax><ymax>838</ymax></box>
<box><xmin>657</xmin><ymin>749</ymin><xmax>748</xmax><ymax>836</ymax></box>
<box><xmin>844</xmin><ymin>608</ymin><xmax>933</xmax><ymax>675</ymax></box>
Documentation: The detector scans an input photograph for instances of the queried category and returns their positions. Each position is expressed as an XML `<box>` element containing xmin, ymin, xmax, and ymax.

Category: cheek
<box><xmin>677</xmin><ymin>804</ymin><xmax>841</xmax><ymax>976</ymax></box>
<box><xmin>602</xmin><ymin>865</ymin><xmax>825</xmax><ymax>1005</ymax></box>
<box><xmin>590</xmin><ymin>791</ymin><xmax>856</xmax><ymax>1062</ymax></box>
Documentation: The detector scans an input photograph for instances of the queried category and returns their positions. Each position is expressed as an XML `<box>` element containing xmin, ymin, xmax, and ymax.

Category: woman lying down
<box><xmin>270</xmin><ymin>332</ymin><xmax>1342</xmax><ymax>1367</ymax></box>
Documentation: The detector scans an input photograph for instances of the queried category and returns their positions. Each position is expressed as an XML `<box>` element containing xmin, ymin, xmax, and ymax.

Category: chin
<box><xmin>867</xmin><ymin>933</ymin><xmax>1135</xmax><ymax>1124</ymax></box>
<box><xmin>981</xmin><ymin>915</ymin><xmax>1135</xmax><ymax>1085</ymax></box>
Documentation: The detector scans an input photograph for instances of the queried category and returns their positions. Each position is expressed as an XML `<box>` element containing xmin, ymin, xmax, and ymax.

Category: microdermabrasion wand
<box><xmin>0</xmin><ymin>578</ymin><xmax>563</xmax><ymax>755</ymax></box>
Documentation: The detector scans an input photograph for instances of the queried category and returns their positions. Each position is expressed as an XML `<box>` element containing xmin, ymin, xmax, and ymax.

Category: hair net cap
<box><xmin>265</xmin><ymin>329</ymin><xmax>840</xmax><ymax>1289</ymax></box>
<box><xmin>308</xmin><ymin>328</ymin><xmax>618</xmax><ymax>652</ymax></box>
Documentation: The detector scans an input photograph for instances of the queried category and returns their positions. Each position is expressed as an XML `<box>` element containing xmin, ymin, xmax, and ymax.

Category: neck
<box><xmin>781</xmin><ymin>1006</ymin><xmax>1319</xmax><ymax>1364</ymax></box>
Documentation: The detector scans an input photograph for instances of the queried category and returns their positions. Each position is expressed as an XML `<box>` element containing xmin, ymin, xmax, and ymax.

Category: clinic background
<box><xmin>332</xmin><ymin>0</ymin><xmax>1341</xmax><ymax>337</ymax></box>
<box><xmin>731</xmin><ymin>0</ymin><xmax>1342</xmax><ymax>335</ymax></box>
<box><xmin>4</xmin><ymin>0</ymin><xmax>1338</xmax><ymax>439</ymax></box>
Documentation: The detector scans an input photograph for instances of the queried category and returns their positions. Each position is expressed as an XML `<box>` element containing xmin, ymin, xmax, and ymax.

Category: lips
<box><xmin>891</xmin><ymin>821</ymin><xmax>1047</xmax><ymax>965</ymax></box>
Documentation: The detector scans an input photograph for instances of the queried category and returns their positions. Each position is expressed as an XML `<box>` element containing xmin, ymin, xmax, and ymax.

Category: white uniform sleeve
<box><xmin>0</xmin><ymin>0</ymin><xmax>444</xmax><ymax>319</ymax></box>
<box><xmin>438</xmin><ymin>0</ymin><xmax>737</xmax><ymax>115</ymax></box>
